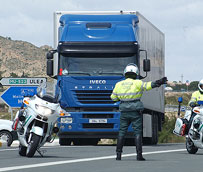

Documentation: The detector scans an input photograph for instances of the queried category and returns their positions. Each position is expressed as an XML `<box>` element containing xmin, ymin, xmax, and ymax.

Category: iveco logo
<box><xmin>90</xmin><ymin>80</ymin><xmax>106</xmax><ymax>84</ymax></box>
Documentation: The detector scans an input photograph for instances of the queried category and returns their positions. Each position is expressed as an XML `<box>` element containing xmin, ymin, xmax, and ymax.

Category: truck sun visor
<box><xmin>86</xmin><ymin>23</ymin><xmax>111</xmax><ymax>29</ymax></box>
<box><xmin>58</xmin><ymin>42</ymin><xmax>138</xmax><ymax>57</ymax></box>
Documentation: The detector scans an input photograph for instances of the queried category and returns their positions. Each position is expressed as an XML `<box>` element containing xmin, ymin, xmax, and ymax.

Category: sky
<box><xmin>0</xmin><ymin>0</ymin><xmax>203</xmax><ymax>82</ymax></box>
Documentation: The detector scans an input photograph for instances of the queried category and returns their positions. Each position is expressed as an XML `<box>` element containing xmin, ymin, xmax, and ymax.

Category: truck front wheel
<box><xmin>73</xmin><ymin>138</ymin><xmax>99</xmax><ymax>145</ymax></box>
<box><xmin>59</xmin><ymin>138</ymin><xmax>71</xmax><ymax>146</ymax></box>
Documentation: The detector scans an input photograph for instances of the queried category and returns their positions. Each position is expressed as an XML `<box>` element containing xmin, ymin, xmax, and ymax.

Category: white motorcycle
<box><xmin>13</xmin><ymin>83</ymin><xmax>66</xmax><ymax>157</ymax></box>
<box><xmin>174</xmin><ymin>97</ymin><xmax>203</xmax><ymax>154</ymax></box>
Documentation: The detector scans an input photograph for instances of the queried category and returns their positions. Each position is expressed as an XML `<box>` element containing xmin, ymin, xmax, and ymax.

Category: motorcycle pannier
<box><xmin>173</xmin><ymin>118</ymin><xmax>187</xmax><ymax>136</ymax></box>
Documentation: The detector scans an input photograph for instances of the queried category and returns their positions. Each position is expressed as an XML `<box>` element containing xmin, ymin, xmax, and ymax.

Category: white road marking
<box><xmin>0</xmin><ymin>148</ymin><xmax>18</xmax><ymax>152</ymax></box>
<box><xmin>0</xmin><ymin>148</ymin><xmax>186</xmax><ymax>172</ymax></box>
<box><xmin>0</xmin><ymin>145</ymin><xmax>89</xmax><ymax>152</ymax></box>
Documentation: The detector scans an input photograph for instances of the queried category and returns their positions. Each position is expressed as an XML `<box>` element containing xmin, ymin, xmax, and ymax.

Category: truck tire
<box><xmin>59</xmin><ymin>138</ymin><xmax>71</xmax><ymax>146</ymax></box>
<box><xmin>26</xmin><ymin>133</ymin><xmax>41</xmax><ymax>157</ymax></box>
<box><xmin>151</xmin><ymin>114</ymin><xmax>158</xmax><ymax>144</ymax></box>
<box><xmin>73</xmin><ymin>138</ymin><xmax>99</xmax><ymax>145</ymax></box>
<box><xmin>19</xmin><ymin>144</ymin><xmax>27</xmax><ymax>156</ymax></box>
<box><xmin>82</xmin><ymin>139</ymin><xmax>99</xmax><ymax>145</ymax></box>
<box><xmin>88</xmin><ymin>139</ymin><xmax>99</xmax><ymax>145</ymax></box>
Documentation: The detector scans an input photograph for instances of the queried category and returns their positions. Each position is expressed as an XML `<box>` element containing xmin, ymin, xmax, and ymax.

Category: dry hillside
<box><xmin>0</xmin><ymin>36</ymin><xmax>52</xmax><ymax>77</ymax></box>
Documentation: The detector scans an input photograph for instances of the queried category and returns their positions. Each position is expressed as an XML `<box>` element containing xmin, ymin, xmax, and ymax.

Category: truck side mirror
<box><xmin>139</xmin><ymin>49</ymin><xmax>150</xmax><ymax>79</ymax></box>
<box><xmin>47</xmin><ymin>59</ymin><xmax>53</xmax><ymax>76</ymax></box>
<box><xmin>143</xmin><ymin>59</ymin><xmax>150</xmax><ymax>72</ymax></box>
<box><xmin>46</xmin><ymin>52</ymin><xmax>54</xmax><ymax>59</ymax></box>
<box><xmin>46</xmin><ymin>50</ymin><xmax>56</xmax><ymax>76</ymax></box>
<box><xmin>139</xmin><ymin>49</ymin><xmax>150</xmax><ymax>72</ymax></box>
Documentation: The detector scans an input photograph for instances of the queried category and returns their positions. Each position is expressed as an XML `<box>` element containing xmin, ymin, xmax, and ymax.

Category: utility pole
<box><xmin>181</xmin><ymin>74</ymin><xmax>184</xmax><ymax>83</ymax></box>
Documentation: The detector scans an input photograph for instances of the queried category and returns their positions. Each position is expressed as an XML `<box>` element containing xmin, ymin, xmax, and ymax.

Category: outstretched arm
<box><xmin>152</xmin><ymin>77</ymin><xmax>168</xmax><ymax>88</ymax></box>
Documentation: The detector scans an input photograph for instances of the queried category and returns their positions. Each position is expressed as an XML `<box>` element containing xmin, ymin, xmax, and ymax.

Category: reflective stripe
<box><xmin>120</xmin><ymin>98</ymin><xmax>140</xmax><ymax>101</ymax></box>
<box><xmin>112</xmin><ymin>98</ymin><xmax>119</xmax><ymax>101</ymax></box>
<box><xmin>143</xmin><ymin>83</ymin><xmax>146</xmax><ymax>91</ymax></box>
<box><xmin>140</xmin><ymin>82</ymin><xmax>151</xmax><ymax>92</ymax></box>
<box><xmin>144</xmin><ymin>83</ymin><xmax>148</xmax><ymax>91</ymax></box>
<box><xmin>110</xmin><ymin>78</ymin><xmax>152</xmax><ymax>102</ymax></box>
<box><xmin>191</xmin><ymin>97</ymin><xmax>196</xmax><ymax>100</ymax></box>
<box><xmin>111</xmin><ymin>92</ymin><xmax>119</xmax><ymax>101</ymax></box>
<box><xmin>141</xmin><ymin>82</ymin><xmax>144</xmax><ymax>91</ymax></box>
<box><xmin>112</xmin><ymin>92</ymin><xmax>117</xmax><ymax>96</ymax></box>
<box><xmin>189</xmin><ymin>97</ymin><xmax>197</xmax><ymax>104</ymax></box>
<box><xmin>116</xmin><ymin>92</ymin><xmax>143</xmax><ymax>96</ymax></box>
<box><xmin>188</xmin><ymin>90</ymin><xmax>203</xmax><ymax>106</ymax></box>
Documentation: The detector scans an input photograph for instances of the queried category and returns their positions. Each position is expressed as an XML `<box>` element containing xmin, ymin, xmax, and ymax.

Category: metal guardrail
<box><xmin>165</xmin><ymin>104</ymin><xmax>190</xmax><ymax>112</ymax></box>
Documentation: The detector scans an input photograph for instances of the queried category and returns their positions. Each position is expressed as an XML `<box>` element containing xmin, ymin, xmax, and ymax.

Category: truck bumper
<box><xmin>58</xmin><ymin>131</ymin><xmax>135</xmax><ymax>139</ymax></box>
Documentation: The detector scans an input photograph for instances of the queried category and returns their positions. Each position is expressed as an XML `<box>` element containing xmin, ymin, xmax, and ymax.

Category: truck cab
<box><xmin>47</xmin><ymin>11</ymin><xmax>164</xmax><ymax>145</ymax></box>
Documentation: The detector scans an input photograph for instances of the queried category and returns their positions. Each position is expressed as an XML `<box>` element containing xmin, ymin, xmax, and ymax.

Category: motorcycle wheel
<box><xmin>186</xmin><ymin>137</ymin><xmax>198</xmax><ymax>154</ymax></box>
<box><xmin>26</xmin><ymin>133</ymin><xmax>41</xmax><ymax>157</ymax></box>
<box><xmin>19</xmin><ymin>144</ymin><xmax>27</xmax><ymax>156</ymax></box>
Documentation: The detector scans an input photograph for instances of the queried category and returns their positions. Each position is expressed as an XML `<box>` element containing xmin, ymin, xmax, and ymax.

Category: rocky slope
<box><xmin>0</xmin><ymin>36</ymin><xmax>52</xmax><ymax>77</ymax></box>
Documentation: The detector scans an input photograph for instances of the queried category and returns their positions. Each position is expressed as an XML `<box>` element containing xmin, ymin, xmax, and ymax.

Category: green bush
<box><xmin>158</xmin><ymin>115</ymin><xmax>185</xmax><ymax>143</ymax></box>
<box><xmin>165</xmin><ymin>92</ymin><xmax>192</xmax><ymax>106</ymax></box>
<box><xmin>168</xmin><ymin>81</ymin><xmax>198</xmax><ymax>91</ymax></box>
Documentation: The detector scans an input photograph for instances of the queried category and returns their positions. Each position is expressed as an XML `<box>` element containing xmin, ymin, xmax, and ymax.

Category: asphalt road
<box><xmin>0</xmin><ymin>142</ymin><xmax>203</xmax><ymax>172</ymax></box>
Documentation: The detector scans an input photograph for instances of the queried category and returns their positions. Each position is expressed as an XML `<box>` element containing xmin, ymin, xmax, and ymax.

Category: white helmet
<box><xmin>198</xmin><ymin>79</ymin><xmax>203</xmax><ymax>93</ymax></box>
<box><xmin>123</xmin><ymin>63</ymin><xmax>139</xmax><ymax>76</ymax></box>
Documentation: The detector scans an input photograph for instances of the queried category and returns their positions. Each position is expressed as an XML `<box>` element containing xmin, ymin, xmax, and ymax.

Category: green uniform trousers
<box><xmin>118</xmin><ymin>111</ymin><xmax>142</xmax><ymax>137</ymax></box>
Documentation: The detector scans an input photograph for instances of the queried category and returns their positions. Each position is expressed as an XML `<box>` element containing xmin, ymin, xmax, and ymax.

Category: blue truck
<box><xmin>46</xmin><ymin>11</ymin><xmax>165</xmax><ymax>145</ymax></box>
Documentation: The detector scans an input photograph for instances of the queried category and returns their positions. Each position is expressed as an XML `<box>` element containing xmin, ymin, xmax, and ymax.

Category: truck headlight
<box><xmin>35</xmin><ymin>104</ymin><xmax>54</xmax><ymax>116</ymax></box>
<box><xmin>61</xmin><ymin>117</ymin><xmax>73</xmax><ymax>123</ymax></box>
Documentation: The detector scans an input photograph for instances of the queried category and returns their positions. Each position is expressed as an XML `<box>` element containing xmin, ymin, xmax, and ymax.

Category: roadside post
<box><xmin>185</xmin><ymin>80</ymin><xmax>190</xmax><ymax>92</ymax></box>
<box><xmin>0</xmin><ymin>77</ymin><xmax>46</xmax><ymax>120</ymax></box>
<box><xmin>8</xmin><ymin>107</ymin><xmax>13</xmax><ymax>121</ymax></box>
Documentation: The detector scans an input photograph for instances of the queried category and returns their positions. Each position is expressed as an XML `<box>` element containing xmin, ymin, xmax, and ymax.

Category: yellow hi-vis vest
<box><xmin>111</xmin><ymin>78</ymin><xmax>152</xmax><ymax>102</ymax></box>
<box><xmin>189</xmin><ymin>91</ymin><xmax>203</xmax><ymax>106</ymax></box>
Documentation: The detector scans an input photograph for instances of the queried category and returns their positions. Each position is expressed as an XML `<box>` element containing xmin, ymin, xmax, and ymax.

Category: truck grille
<box><xmin>74</xmin><ymin>90</ymin><xmax>114</xmax><ymax>104</ymax></box>
<box><xmin>83</xmin><ymin>123</ymin><xmax>114</xmax><ymax>129</ymax></box>
<box><xmin>83</xmin><ymin>113</ymin><xmax>114</xmax><ymax>118</ymax></box>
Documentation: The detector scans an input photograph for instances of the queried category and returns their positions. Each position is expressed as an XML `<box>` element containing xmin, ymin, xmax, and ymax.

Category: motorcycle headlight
<box><xmin>35</xmin><ymin>104</ymin><xmax>54</xmax><ymax>116</ymax></box>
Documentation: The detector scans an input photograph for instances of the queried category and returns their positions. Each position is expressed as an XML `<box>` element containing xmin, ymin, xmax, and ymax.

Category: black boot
<box><xmin>116</xmin><ymin>136</ymin><xmax>125</xmax><ymax>160</ymax></box>
<box><xmin>116</xmin><ymin>152</ymin><xmax>122</xmax><ymax>161</ymax></box>
<box><xmin>135</xmin><ymin>135</ymin><xmax>145</xmax><ymax>161</ymax></box>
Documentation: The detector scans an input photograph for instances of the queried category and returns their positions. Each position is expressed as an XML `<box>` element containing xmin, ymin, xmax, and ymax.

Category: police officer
<box><xmin>187</xmin><ymin>79</ymin><xmax>203</xmax><ymax>130</ymax></box>
<box><xmin>110</xmin><ymin>63</ymin><xmax>167</xmax><ymax>161</ymax></box>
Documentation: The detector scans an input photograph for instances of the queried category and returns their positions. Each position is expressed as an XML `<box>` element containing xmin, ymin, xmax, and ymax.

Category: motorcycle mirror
<box><xmin>177</xmin><ymin>97</ymin><xmax>183</xmax><ymax>117</ymax></box>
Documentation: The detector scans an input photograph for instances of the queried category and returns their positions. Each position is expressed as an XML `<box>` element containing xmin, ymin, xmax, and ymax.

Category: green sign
<box><xmin>0</xmin><ymin>77</ymin><xmax>46</xmax><ymax>86</ymax></box>
<box><xmin>9</xmin><ymin>79</ymin><xmax>27</xmax><ymax>85</ymax></box>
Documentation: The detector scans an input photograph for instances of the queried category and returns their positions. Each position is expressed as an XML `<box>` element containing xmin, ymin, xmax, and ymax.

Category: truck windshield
<box><xmin>59</xmin><ymin>55</ymin><xmax>137</xmax><ymax>76</ymax></box>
